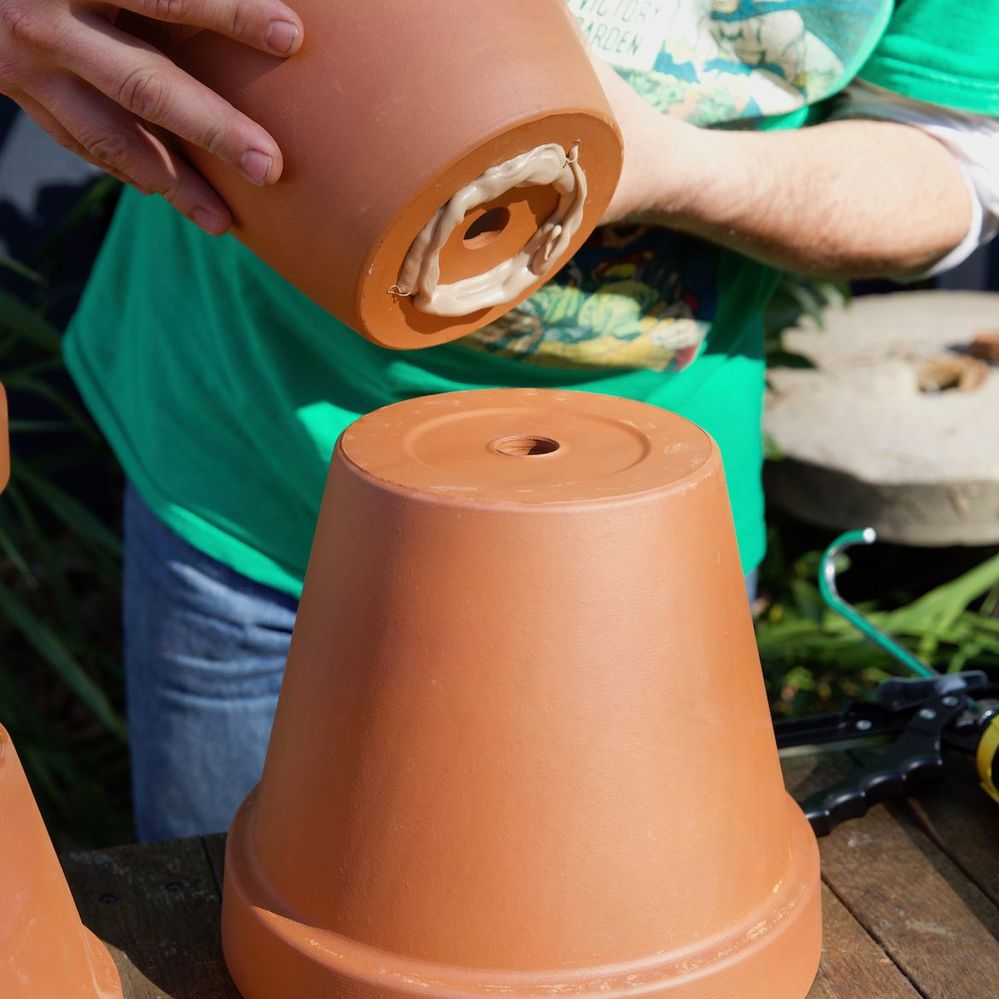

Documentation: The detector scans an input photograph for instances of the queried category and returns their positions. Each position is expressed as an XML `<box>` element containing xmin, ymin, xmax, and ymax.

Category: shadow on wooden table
<box><xmin>62</xmin><ymin>836</ymin><xmax>240</xmax><ymax>998</ymax></box>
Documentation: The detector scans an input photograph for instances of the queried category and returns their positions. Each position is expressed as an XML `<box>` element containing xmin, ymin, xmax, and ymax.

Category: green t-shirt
<box><xmin>65</xmin><ymin>0</ymin><xmax>999</xmax><ymax>599</ymax></box>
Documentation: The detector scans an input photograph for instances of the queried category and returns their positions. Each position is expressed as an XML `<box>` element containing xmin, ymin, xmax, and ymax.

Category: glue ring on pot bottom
<box><xmin>221</xmin><ymin>793</ymin><xmax>821</xmax><ymax>999</ymax></box>
<box><xmin>392</xmin><ymin>143</ymin><xmax>587</xmax><ymax>318</ymax></box>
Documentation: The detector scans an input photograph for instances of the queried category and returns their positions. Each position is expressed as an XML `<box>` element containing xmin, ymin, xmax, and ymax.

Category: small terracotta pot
<box><xmin>126</xmin><ymin>1</ymin><xmax>622</xmax><ymax>349</ymax></box>
<box><xmin>221</xmin><ymin>389</ymin><xmax>822</xmax><ymax>999</ymax></box>
<box><xmin>0</xmin><ymin>726</ymin><xmax>123</xmax><ymax>998</ymax></box>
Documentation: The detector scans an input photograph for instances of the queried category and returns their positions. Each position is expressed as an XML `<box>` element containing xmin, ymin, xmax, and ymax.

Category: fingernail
<box><xmin>240</xmin><ymin>149</ymin><xmax>273</xmax><ymax>186</ymax></box>
<box><xmin>192</xmin><ymin>208</ymin><xmax>226</xmax><ymax>235</ymax></box>
<box><xmin>266</xmin><ymin>19</ymin><xmax>300</xmax><ymax>54</ymax></box>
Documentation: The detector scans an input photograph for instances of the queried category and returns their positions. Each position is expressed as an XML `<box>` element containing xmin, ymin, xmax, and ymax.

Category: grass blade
<box><xmin>0</xmin><ymin>581</ymin><xmax>125</xmax><ymax>740</ymax></box>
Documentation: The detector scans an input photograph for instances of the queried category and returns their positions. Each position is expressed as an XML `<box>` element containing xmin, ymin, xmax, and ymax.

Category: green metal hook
<box><xmin>819</xmin><ymin>528</ymin><xmax>938</xmax><ymax>680</ymax></box>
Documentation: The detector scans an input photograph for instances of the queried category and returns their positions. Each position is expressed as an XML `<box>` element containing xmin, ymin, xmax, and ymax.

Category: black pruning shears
<box><xmin>773</xmin><ymin>528</ymin><xmax>999</xmax><ymax>837</ymax></box>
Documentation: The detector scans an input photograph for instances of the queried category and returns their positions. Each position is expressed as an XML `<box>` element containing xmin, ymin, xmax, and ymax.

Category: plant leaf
<box><xmin>0</xmin><ymin>255</ymin><xmax>48</xmax><ymax>286</ymax></box>
<box><xmin>16</xmin><ymin>464</ymin><xmax>122</xmax><ymax>558</ymax></box>
<box><xmin>0</xmin><ymin>581</ymin><xmax>125</xmax><ymax>740</ymax></box>
<box><xmin>0</xmin><ymin>289</ymin><xmax>61</xmax><ymax>353</ymax></box>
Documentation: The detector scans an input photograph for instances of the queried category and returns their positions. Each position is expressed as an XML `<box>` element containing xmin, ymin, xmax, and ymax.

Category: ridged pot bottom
<box><xmin>221</xmin><ymin>793</ymin><xmax>821</xmax><ymax>999</ymax></box>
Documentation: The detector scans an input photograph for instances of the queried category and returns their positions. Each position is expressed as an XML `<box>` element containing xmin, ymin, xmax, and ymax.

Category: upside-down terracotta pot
<box><xmin>0</xmin><ymin>725</ymin><xmax>123</xmax><ymax>998</ymax></box>
<box><xmin>126</xmin><ymin>1</ymin><xmax>622</xmax><ymax>349</ymax></box>
<box><xmin>0</xmin><ymin>389</ymin><xmax>121</xmax><ymax>997</ymax></box>
<box><xmin>221</xmin><ymin>389</ymin><xmax>822</xmax><ymax>999</ymax></box>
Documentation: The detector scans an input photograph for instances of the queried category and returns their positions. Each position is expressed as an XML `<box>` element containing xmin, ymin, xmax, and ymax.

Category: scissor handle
<box><xmin>799</xmin><ymin>691</ymin><xmax>966</xmax><ymax>836</ymax></box>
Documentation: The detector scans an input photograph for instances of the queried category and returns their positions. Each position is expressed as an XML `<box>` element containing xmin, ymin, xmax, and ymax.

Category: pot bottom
<box><xmin>221</xmin><ymin>795</ymin><xmax>821</xmax><ymax>999</ymax></box>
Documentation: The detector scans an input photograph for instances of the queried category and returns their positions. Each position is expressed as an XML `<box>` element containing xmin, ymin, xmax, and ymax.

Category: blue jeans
<box><xmin>124</xmin><ymin>485</ymin><xmax>760</xmax><ymax>842</ymax></box>
<box><xmin>123</xmin><ymin>485</ymin><xmax>296</xmax><ymax>841</ymax></box>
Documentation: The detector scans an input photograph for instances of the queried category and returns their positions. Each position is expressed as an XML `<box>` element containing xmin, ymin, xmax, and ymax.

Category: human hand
<box><xmin>0</xmin><ymin>0</ymin><xmax>305</xmax><ymax>234</ymax></box>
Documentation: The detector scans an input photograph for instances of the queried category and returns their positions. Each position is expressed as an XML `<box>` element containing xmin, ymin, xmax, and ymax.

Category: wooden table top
<box><xmin>62</xmin><ymin>750</ymin><xmax>999</xmax><ymax>999</ymax></box>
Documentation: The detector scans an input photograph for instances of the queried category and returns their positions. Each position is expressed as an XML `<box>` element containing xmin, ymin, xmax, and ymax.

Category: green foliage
<box><xmin>761</xmin><ymin>273</ymin><xmax>848</xmax><ymax>461</ymax></box>
<box><xmin>756</xmin><ymin>539</ymin><xmax>999</xmax><ymax>716</ymax></box>
<box><xmin>0</xmin><ymin>176</ymin><xmax>130</xmax><ymax>847</ymax></box>
<box><xmin>763</xmin><ymin>272</ymin><xmax>848</xmax><ymax>371</ymax></box>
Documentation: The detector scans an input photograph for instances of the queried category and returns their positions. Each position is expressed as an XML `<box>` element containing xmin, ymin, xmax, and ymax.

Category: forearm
<box><xmin>617</xmin><ymin>116</ymin><xmax>972</xmax><ymax>279</ymax></box>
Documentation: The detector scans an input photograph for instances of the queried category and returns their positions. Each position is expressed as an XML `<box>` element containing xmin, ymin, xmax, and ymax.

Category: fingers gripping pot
<box><xmin>221</xmin><ymin>390</ymin><xmax>823</xmax><ymax>999</ymax></box>
<box><xmin>127</xmin><ymin>1</ymin><xmax>623</xmax><ymax>348</ymax></box>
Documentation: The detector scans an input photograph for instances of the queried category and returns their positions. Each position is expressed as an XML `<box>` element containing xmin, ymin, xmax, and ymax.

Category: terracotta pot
<box><xmin>0</xmin><ymin>725</ymin><xmax>123</xmax><ymax>998</ymax></box>
<box><xmin>221</xmin><ymin>389</ymin><xmax>822</xmax><ymax>999</ymax></box>
<box><xmin>0</xmin><ymin>403</ymin><xmax>119</xmax><ymax>995</ymax></box>
<box><xmin>125</xmin><ymin>2</ymin><xmax>622</xmax><ymax>349</ymax></box>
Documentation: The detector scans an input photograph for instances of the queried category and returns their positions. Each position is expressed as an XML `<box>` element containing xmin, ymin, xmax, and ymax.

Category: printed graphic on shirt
<box><xmin>460</xmin><ymin>228</ymin><xmax>716</xmax><ymax>373</ymax></box>
<box><xmin>571</xmin><ymin>1</ymin><xmax>677</xmax><ymax>72</ymax></box>
<box><xmin>462</xmin><ymin>0</ymin><xmax>893</xmax><ymax>372</ymax></box>
<box><xmin>571</xmin><ymin>0</ymin><xmax>892</xmax><ymax>122</ymax></box>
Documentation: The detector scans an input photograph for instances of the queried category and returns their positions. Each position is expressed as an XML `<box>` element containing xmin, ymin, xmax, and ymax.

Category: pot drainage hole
<box><xmin>490</xmin><ymin>435</ymin><xmax>560</xmax><ymax>457</ymax></box>
<box><xmin>464</xmin><ymin>207</ymin><xmax>511</xmax><ymax>249</ymax></box>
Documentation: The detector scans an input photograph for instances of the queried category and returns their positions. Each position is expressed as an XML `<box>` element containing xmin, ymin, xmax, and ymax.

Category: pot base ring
<box><xmin>221</xmin><ymin>794</ymin><xmax>821</xmax><ymax>999</ymax></box>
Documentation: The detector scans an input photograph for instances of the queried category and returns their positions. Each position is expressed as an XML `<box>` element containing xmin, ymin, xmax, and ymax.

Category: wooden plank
<box><xmin>784</xmin><ymin>748</ymin><xmax>999</xmax><ymax>996</ymax></box>
<box><xmin>203</xmin><ymin>833</ymin><xmax>227</xmax><ymax>891</ymax></box>
<box><xmin>783</xmin><ymin>751</ymin><xmax>924</xmax><ymax>995</ymax></box>
<box><xmin>819</xmin><ymin>803</ymin><xmax>999</xmax><ymax>998</ymax></box>
<box><xmin>61</xmin><ymin>836</ymin><xmax>240</xmax><ymax>999</ymax></box>
<box><xmin>808</xmin><ymin>884</ymin><xmax>920</xmax><ymax>999</ymax></box>
<box><xmin>905</xmin><ymin>753</ymin><xmax>999</xmax><ymax>908</ymax></box>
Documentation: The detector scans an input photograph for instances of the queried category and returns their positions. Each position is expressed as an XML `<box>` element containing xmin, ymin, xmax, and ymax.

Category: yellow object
<box><xmin>978</xmin><ymin>714</ymin><xmax>999</xmax><ymax>805</ymax></box>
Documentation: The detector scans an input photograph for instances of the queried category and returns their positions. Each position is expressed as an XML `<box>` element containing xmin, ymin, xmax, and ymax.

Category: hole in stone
<box><xmin>464</xmin><ymin>207</ymin><xmax>511</xmax><ymax>249</ymax></box>
<box><xmin>490</xmin><ymin>435</ymin><xmax>560</xmax><ymax>457</ymax></box>
<box><xmin>917</xmin><ymin>355</ymin><xmax>988</xmax><ymax>394</ymax></box>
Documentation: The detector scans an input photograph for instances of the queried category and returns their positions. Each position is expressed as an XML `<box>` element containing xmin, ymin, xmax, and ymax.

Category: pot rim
<box><xmin>223</xmin><ymin>794</ymin><xmax>820</xmax><ymax>998</ymax></box>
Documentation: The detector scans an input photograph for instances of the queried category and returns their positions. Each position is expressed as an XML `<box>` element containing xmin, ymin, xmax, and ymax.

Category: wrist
<box><xmin>648</xmin><ymin>122</ymin><xmax>758</xmax><ymax>233</ymax></box>
<box><xmin>607</xmin><ymin>116</ymin><xmax>730</xmax><ymax>229</ymax></box>
<box><xmin>645</xmin><ymin>116</ymin><xmax>709</xmax><ymax>221</ymax></box>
